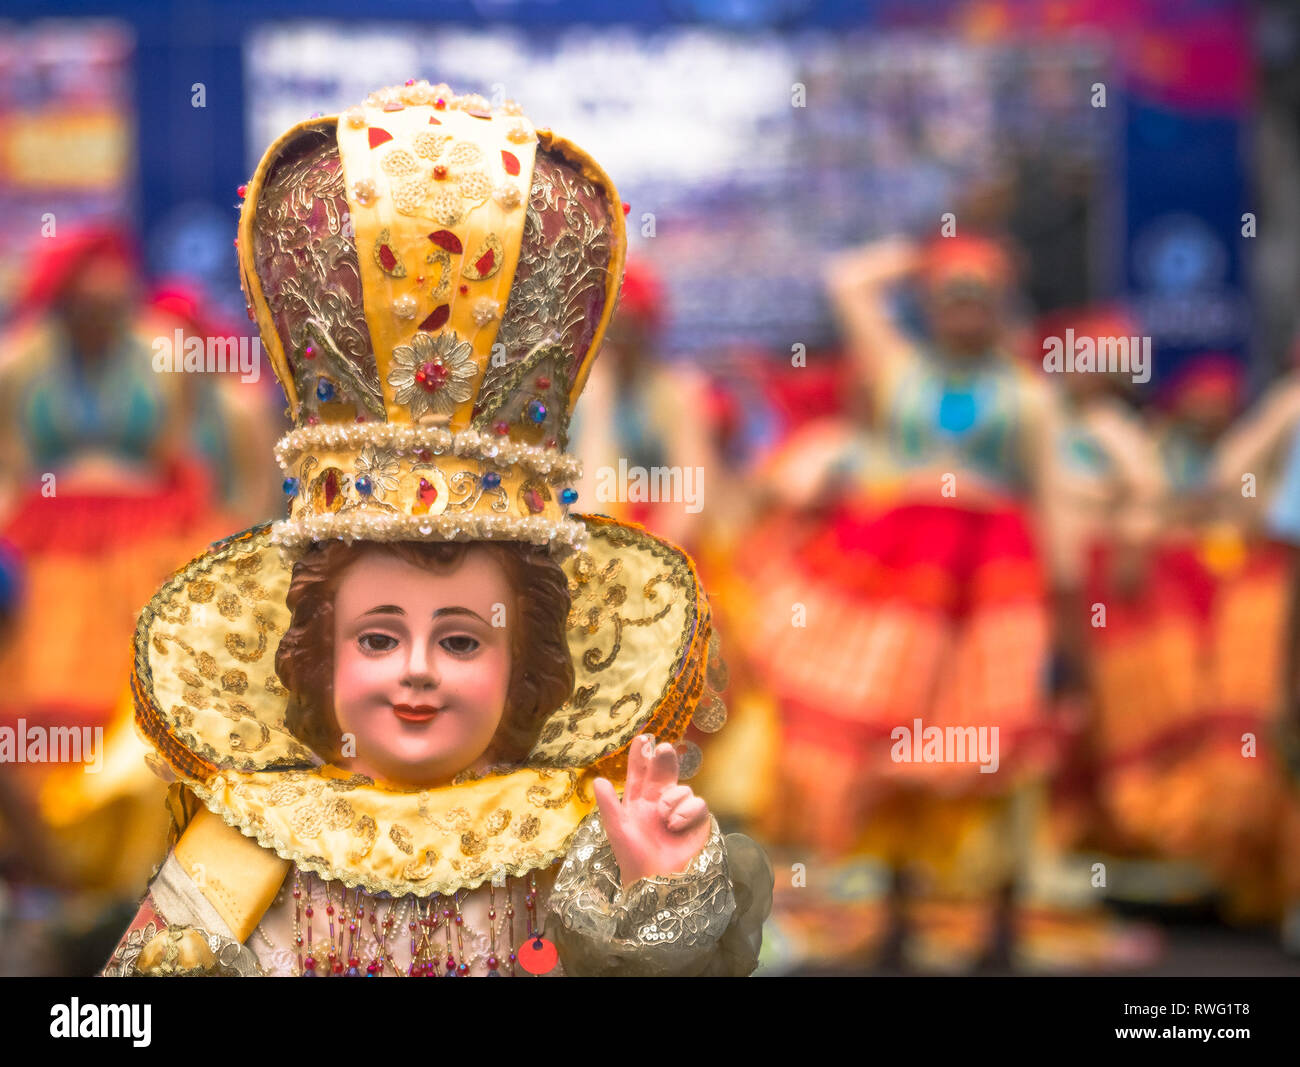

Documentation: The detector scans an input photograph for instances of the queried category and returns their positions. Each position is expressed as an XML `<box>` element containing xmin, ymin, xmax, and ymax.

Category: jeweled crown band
<box><xmin>273</xmin><ymin>424</ymin><xmax>586</xmax><ymax>557</ymax></box>
<box><xmin>274</xmin><ymin>423</ymin><xmax>583</xmax><ymax>480</ymax></box>
<box><xmin>269</xmin><ymin>512</ymin><xmax>589</xmax><ymax>554</ymax></box>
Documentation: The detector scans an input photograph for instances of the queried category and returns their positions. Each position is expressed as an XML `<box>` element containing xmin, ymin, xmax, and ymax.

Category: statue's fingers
<box><xmin>594</xmin><ymin>777</ymin><xmax>624</xmax><ymax>831</ymax></box>
<box><xmin>642</xmin><ymin>741</ymin><xmax>680</xmax><ymax>798</ymax></box>
<box><xmin>666</xmin><ymin>795</ymin><xmax>708</xmax><ymax>834</ymax></box>
<box><xmin>656</xmin><ymin>784</ymin><xmax>693</xmax><ymax>818</ymax></box>
<box><xmin>624</xmin><ymin>734</ymin><xmax>653</xmax><ymax>800</ymax></box>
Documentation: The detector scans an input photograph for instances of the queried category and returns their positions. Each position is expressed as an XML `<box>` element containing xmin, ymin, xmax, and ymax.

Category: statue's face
<box><xmin>332</xmin><ymin>547</ymin><xmax>512</xmax><ymax>789</ymax></box>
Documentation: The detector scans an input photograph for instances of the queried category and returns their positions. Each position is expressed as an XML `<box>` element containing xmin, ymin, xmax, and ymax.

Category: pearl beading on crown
<box><xmin>273</xmin><ymin>424</ymin><xmax>584</xmax><ymax>480</ymax></box>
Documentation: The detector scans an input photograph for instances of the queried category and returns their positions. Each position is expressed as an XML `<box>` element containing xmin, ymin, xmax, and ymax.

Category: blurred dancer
<box><xmin>144</xmin><ymin>280</ymin><xmax>283</xmax><ymax>525</ymax></box>
<box><xmin>570</xmin><ymin>258</ymin><xmax>714</xmax><ymax>548</ymax></box>
<box><xmin>1019</xmin><ymin>306</ymin><xmax>1167</xmax><ymax>965</ymax></box>
<box><xmin>1095</xmin><ymin>355</ymin><xmax>1300</xmax><ymax>928</ymax></box>
<box><xmin>730</xmin><ymin>234</ymin><xmax>1067</xmax><ymax>971</ymax></box>
<box><xmin>0</xmin><ymin>227</ymin><xmax>247</xmax><ymax>898</ymax></box>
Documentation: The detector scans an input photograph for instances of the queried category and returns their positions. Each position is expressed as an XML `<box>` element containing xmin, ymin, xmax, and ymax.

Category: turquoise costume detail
<box><xmin>886</xmin><ymin>349</ymin><xmax>1031</xmax><ymax>492</ymax></box>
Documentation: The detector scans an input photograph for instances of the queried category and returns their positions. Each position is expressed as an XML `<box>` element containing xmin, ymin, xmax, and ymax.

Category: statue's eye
<box><xmin>440</xmin><ymin>635</ymin><xmax>480</xmax><ymax>656</ymax></box>
<box><xmin>359</xmin><ymin>633</ymin><xmax>398</xmax><ymax>653</ymax></box>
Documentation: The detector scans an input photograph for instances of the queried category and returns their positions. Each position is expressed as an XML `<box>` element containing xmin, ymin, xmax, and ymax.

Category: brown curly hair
<box><xmin>274</xmin><ymin>540</ymin><xmax>574</xmax><ymax>768</ymax></box>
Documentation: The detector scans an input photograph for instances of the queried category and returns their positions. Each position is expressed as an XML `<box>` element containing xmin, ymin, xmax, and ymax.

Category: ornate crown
<box><xmin>237</xmin><ymin>80</ymin><xmax>627</xmax><ymax>554</ymax></box>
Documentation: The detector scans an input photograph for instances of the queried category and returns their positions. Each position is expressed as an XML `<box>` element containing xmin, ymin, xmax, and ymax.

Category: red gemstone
<box><xmin>493</xmin><ymin>421</ymin><xmax>510</xmax><ymax>436</ymax></box>
<box><xmin>378</xmin><ymin>243</ymin><xmax>398</xmax><ymax>272</ymax></box>
<box><xmin>622</xmin><ymin>202</ymin><xmax>631</xmax><ymax>215</ymax></box>
<box><xmin>405</xmin><ymin>78</ymin><xmax>415</xmax><ymax>86</ymax></box>
<box><xmin>236</xmin><ymin>183</ymin><xmax>247</xmax><ymax>198</ymax></box>
<box><xmin>433</xmin><ymin>164</ymin><xmax>448</xmax><ymax>180</ymax></box>
<box><xmin>368</xmin><ymin>127</ymin><xmax>393</xmax><ymax>149</ymax></box>
<box><xmin>418</xmin><ymin>361</ymin><xmax>449</xmax><ymax>392</ymax></box>
<box><xmin>523</xmin><ymin>488</ymin><xmax>544</xmax><ymax>513</ymax></box>
<box><xmin>458</xmin><ymin>284</ymin><xmax>469</xmax><ymax>295</ymax></box>
<box><xmin>304</xmin><ymin>956</ymin><xmax>316</xmax><ymax>969</ymax></box>
<box><xmin>419</xmin><ymin>304</ymin><xmax>450</xmax><ymax>332</ymax></box>
<box><xmin>428</xmin><ymin>115</ymin><xmax>442</xmax><ymax>124</ymax></box>
<box><xmin>517</xmin><ymin>937</ymin><xmax>558</xmax><ymax>975</ymax></box>
<box><xmin>324</xmin><ymin>469</ymin><xmax>339</xmax><ymax>508</ymax></box>
<box><xmin>332</xmin><ymin>961</ymin><xmax>344</xmax><ymax>974</ymax></box>
<box><xmin>501</xmin><ymin>150</ymin><xmax>520</xmax><ymax>176</ymax></box>
<box><xmin>416</xmin><ymin>449</ymin><xmax>432</xmax><ymax>461</ymax></box>
<box><xmin>535</xmin><ymin>375</ymin><xmax>551</xmax><ymax>389</ymax></box>
<box><xmin>428</xmin><ymin>229</ymin><xmax>463</xmax><ymax>253</ymax></box>
<box><xmin>434</xmin><ymin>98</ymin><xmax>446</xmax><ymax>109</ymax></box>
<box><xmin>474</xmin><ymin>248</ymin><xmax>496</xmax><ymax>276</ymax></box>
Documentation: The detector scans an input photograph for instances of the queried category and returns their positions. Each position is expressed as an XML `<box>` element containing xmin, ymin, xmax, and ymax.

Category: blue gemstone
<box><xmin>345</xmin><ymin>966</ymin><xmax>361</xmax><ymax>977</ymax></box>
<box><xmin>526</xmin><ymin>398</ymin><xmax>547</xmax><ymax>424</ymax></box>
<box><xmin>302</xmin><ymin>968</ymin><xmax>316</xmax><ymax>977</ymax></box>
<box><xmin>282</xmin><ymin>477</ymin><xmax>299</xmax><ymax>495</ymax></box>
<box><xmin>317</xmin><ymin>377</ymin><xmax>335</xmax><ymax>402</ymax></box>
<box><xmin>482</xmin><ymin>471</ymin><xmax>501</xmax><ymax>489</ymax></box>
<box><xmin>487</xmin><ymin>968</ymin><xmax>501</xmax><ymax>977</ymax></box>
<box><xmin>560</xmin><ymin>487</ymin><xmax>577</xmax><ymax>505</ymax></box>
<box><xmin>355</xmin><ymin>475</ymin><xmax>373</xmax><ymax>497</ymax></box>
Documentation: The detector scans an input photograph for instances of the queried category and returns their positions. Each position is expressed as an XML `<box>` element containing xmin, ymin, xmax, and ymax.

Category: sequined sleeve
<box><xmin>544</xmin><ymin>811</ymin><xmax>773</xmax><ymax>977</ymax></box>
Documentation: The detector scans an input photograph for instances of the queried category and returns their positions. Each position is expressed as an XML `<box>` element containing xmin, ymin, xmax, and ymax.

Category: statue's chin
<box><xmin>338</xmin><ymin>750</ymin><xmax>493</xmax><ymax>791</ymax></box>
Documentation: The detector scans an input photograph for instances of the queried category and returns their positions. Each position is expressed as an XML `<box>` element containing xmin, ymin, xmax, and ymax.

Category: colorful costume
<box><xmin>1086</xmin><ymin>359</ymin><xmax>1300</xmax><ymax>923</ymax></box>
<box><xmin>731</xmin><ymin>331</ymin><xmax>1061</xmax><ymax>968</ymax></box>
<box><xmin>0</xmin><ymin>232</ymin><xmax>241</xmax><ymax>892</ymax></box>
<box><xmin>105</xmin><ymin>82</ymin><xmax>770</xmax><ymax>977</ymax></box>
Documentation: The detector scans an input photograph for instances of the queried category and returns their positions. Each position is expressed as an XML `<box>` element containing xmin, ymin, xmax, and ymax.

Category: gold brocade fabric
<box><xmin>131</xmin><ymin>514</ymin><xmax>721</xmax><ymax>896</ymax></box>
<box><xmin>190</xmin><ymin>763</ymin><xmax>595</xmax><ymax>897</ymax></box>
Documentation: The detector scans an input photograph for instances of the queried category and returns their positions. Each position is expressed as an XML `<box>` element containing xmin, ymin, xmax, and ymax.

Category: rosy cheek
<box><xmin>335</xmin><ymin>651</ymin><xmax>391</xmax><ymax>707</ymax></box>
<box><xmin>448</xmin><ymin>651</ymin><xmax>509</xmax><ymax>706</ymax></box>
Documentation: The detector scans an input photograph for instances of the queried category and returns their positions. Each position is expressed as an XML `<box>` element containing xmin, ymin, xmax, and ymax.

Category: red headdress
<box><xmin>1159</xmin><ymin>352</ymin><xmax>1245</xmax><ymax>412</ymax></box>
<box><xmin>12</xmin><ymin>224</ymin><xmax>138</xmax><ymax>324</ymax></box>
<box><xmin>615</xmin><ymin>256</ymin><xmax>665</xmax><ymax>333</ymax></box>
<box><xmin>919</xmin><ymin>234</ymin><xmax>1013</xmax><ymax>296</ymax></box>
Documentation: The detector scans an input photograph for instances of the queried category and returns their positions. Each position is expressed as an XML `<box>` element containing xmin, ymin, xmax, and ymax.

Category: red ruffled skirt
<box><xmin>730</xmin><ymin>497</ymin><xmax>1057</xmax><ymax>853</ymax></box>
<box><xmin>0</xmin><ymin>456</ymin><xmax>237</xmax><ymax>738</ymax></box>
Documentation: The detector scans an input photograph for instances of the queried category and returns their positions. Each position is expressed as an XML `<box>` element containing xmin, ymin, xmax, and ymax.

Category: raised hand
<box><xmin>593</xmin><ymin>735</ymin><xmax>712</xmax><ymax>888</ymax></box>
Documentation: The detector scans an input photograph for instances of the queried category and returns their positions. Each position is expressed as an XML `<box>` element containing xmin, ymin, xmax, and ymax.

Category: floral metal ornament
<box><xmin>388</xmin><ymin>330</ymin><xmax>477</xmax><ymax>418</ymax></box>
<box><xmin>353</xmin><ymin>443</ymin><xmax>402</xmax><ymax>499</ymax></box>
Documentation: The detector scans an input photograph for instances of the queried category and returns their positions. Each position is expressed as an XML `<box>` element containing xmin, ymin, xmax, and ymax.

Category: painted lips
<box><xmin>392</xmin><ymin>704</ymin><xmax>440</xmax><ymax>723</ymax></box>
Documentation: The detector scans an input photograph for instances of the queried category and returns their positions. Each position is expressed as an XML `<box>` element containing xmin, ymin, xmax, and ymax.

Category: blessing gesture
<box><xmin>594</xmin><ymin>735</ymin><xmax>712</xmax><ymax>887</ymax></box>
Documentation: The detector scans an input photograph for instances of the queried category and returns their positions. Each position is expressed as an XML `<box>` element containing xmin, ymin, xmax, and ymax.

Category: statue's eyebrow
<box><xmin>357</xmin><ymin>605</ymin><xmax>487</xmax><ymax>623</ymax></box>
